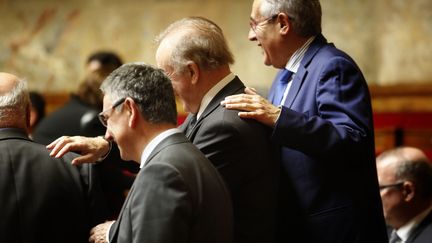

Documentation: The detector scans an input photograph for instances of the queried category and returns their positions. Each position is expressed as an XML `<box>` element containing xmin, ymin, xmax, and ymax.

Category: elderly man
<box><xmin>377</xmin><ymin>147</ymin><xmax>432</xmax><ymax>243</ymax></box>
<box><xmin>0</xmin><ymin>72</ymin><xmax>107</xmax><ymax>243</ymax></box>
<box><xmin>80</xmin><ymin>63</ymin><xmax>233</xmax><ymax>243</ymax></box>
<box><xmin>222</xmin><ymin>0</ymin><xmax>388</xmax><ymax>242</ymax></box>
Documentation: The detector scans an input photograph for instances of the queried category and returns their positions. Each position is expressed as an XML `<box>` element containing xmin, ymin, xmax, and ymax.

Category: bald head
<box><xmin>0</xmin><ymin>72</ymin><xmax>20</xmax><ymax>95</ymax></box>
<box><xmin>0</xmin><ymin>72</ymin><xmax>30</xmax><ymax>130</ymax></box>
<box><xmin>377</xmin><ymin>146</ymin><xmax>432</xmax><ymax>200</ymax></box>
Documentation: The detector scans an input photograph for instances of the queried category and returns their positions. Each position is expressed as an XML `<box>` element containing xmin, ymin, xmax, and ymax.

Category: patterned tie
<box><xmin>389</xmin><ymin>230</ymin><xmax>401</xmax><ymax>243</ymax></box>
<box><xmin>271</xmin><ymin>69</ymin><xmax>293</xmax><ymax>105</ymax></box>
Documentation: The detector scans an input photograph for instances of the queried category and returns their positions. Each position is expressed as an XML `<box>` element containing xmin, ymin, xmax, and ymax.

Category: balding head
<box><xmin>0</xmin><ymin>72</ymin><xmax>30</xmax><ymax>130</ymax></box>
<box><xmin>377</xmin><ymin>146</ymin><xmax>432</xmax><ymax>228</ymax></box>
<box><xmin>0</xmin><ymin>72</ymin><xmax>20</xmax><ymax>95</ymax></box>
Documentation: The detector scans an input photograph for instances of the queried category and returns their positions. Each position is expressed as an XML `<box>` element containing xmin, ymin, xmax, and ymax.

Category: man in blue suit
<box><xmin>222</xmin><ymin>0</ymin><xmax>388</xmax><ymax>242</ymax></box>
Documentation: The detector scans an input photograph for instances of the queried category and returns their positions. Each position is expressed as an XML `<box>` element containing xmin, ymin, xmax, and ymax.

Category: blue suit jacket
<box><xmin>271</xmin><ymin>34</ymin><xmax>388</xmax><ymax>243</ymax></box>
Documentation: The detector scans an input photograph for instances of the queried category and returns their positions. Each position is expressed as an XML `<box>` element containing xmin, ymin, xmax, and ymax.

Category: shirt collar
<box><xmin>196</xmin><ymin>72</ymin><xmax>236</xmax><ymax>119</ymax></box>
<box><xmin>139</xmin><ymin>128</ymin><xmax>182</xmax><ymax>168</ymax></box>
<box><xmin>285</xmin><ymin>36</ymin><xmax>315</xmax><ymax>73</ymax></box>
<box><xmin>396</xmin><ymin>204</ymin><xmax>432</xmax><ymax>242</ymax></box>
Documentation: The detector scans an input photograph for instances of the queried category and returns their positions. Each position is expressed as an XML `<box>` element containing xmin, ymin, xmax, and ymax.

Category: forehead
<box><xmin>377</xmin><ymin>159</ymin><xmax>398</xmax><ymax>182</ymax></box>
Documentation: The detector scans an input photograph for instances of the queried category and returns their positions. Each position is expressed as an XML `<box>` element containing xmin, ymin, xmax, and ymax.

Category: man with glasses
<box><xmin>222</xmin><ymin>0</ymin><xmax>387</xmax><ymax>242</ymax></box>
<box><xmin>377</xmin><ymin>147</ymin><xmax>432</xmax><ymax>243</ymax></box>
<box><xmin>85</xmin><ymin>63</ymin><xmax>233</xmax><ymax>243</ymax></box>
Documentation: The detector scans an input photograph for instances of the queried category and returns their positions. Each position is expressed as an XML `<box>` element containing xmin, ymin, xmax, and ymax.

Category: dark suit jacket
<box><xmin>109</xmin><ymin>132</ymin><xmax>233</xmax><ymax>243</ymax></box>
<box><xmin>268</xmin><ymin>34</ymin><xmax>388</xmax><ymax>242</ymax></box>
<box><xmin>180</xmin><ymin>77</ymin><xmax>278</xmax><ymax>243</ymax></box>
<box><xmin>0</xmin><ymin>128</ymin><xmax>108</xmax><ymax>243</ymax></box>
<box><xmin>406</xmin><ymin>210</ymin><xmax>432</xmax><ymax>243</ymax></box>
<box><xmin>32</xmin><ymin>95</ymin><xmax>138</xmax><ymax>218</ymax></box>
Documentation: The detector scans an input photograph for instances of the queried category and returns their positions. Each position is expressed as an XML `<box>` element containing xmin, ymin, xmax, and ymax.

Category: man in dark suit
<box><xmin>222</xmin><ymin>0</ymin><xmax>388</xmax><ymax>242</ymax></box>
<box><xmin>33</xmin><ymin>51</ymin><xmax>138</xmax><ymax>218</ymax></box>
<box><xmin>49</xmin><ymin>17</ymin><xmax>278</xmax><ymax>243</ymax></box>
<box><xmin>377</xmin><ymin>147</ymin><xmax>432</xmax><ymax>243</ymax></box>
<box><xmin>0</xmin><ymin>72</ymin><xmax>108</xmax><ymax>243</ymax></box>
<box><xmin>82</xmin><ymin>63</ymin><xmax>233</xmax><ymax>243</ymax></box>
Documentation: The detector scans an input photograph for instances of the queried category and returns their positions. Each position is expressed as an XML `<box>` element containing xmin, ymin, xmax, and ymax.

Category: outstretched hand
<box><xmin>46</xmin><ymin>136</ymin><xmax>110</xmax><ymax>165</ymax></box>
<box><xmin>221</xmin><ymin>87</ymin><xmax>280</xmax><ymax>127</ymax></box>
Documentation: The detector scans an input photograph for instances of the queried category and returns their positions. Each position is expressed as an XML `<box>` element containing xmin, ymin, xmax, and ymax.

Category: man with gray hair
<box><xmin>377</xmin><ymin>147</ymin><xmax>432</xmax><ymax>243</ymax></box>
<box><xmin>0</xmin><ymin>72</ymin><xmax>108</xmax><ymax>242</ymax></box>
<box><xmin>222</xmin><ymin>0</ymin><xmax>388</xmax><ymax>242</ymax></box>
<box><xmin>85</xmin><ymin>63</ymin><xmax>233</xmax><ymax>243</ymax></box>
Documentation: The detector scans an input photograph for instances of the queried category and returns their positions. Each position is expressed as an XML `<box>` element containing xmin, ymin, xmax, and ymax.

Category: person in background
<box><xmin>33</xmin><ymin>51</ymin><xmax>139</xmax><ymax>219</ymax></box>
<box><xmin>0</xmin><ymin>72</ymin><xmax>108</xmax><ymax>243</ymax></box>
<box><xmin>376</xmin><ymin>147</ymin><xmax>432</xmax><ymax>243</ymax></box>
<box><xmin>87</xmin><ymin>63</ymin><xmax>233</xmax><ymax>243</ymax></box>
<box><xmin>28</xmin><ymin>91</ymin><xmax>46</xmax><ymax>135</ymax></box>
<box><xmin>221</xmin><ymin>0</ymin><xmax>388</xmax><ymax>242</ymax></box>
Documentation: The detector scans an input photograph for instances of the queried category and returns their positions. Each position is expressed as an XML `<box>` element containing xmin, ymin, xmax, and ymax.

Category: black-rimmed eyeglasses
<box><xmin>98</xmin><ymin>98</ymin><xmax>126</xmax><ymax>127</ymax></box>
<box><xmin>379</xmin><ymin>182</ymin><xmax>404</xmax><ymax>191</ymax></box>
<box><xmin>249</xmin><ymin>14</ymin><xmax>279</xmax><ymax>31</ymax></box>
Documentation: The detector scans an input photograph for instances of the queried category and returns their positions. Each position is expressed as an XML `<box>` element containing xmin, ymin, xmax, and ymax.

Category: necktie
<box><xmin>185</xmin><ymin>114</ymin><xmax>197</xmax><ymax>137</ymax></box>
<box><xmin>389</xmin><ymin>230</ymin><xmax>401</xmax><ymax>243</ymax></box>
<box><xmin>271</xmin><ymin>69</ymin><xmax>293</xmax><ymax>105</ymax></box>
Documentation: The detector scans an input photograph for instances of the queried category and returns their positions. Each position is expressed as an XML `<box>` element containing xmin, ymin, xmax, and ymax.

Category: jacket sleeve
<box><xmin>272</xmin><ymin>55</ymin><xmax>374</xmax><ymax>158</ymax></box>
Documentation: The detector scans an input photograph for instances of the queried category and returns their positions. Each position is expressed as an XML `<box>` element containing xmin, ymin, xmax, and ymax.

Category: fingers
<box><xmin>244</xmin><ymin>87</ymin><xmax>257</xmax><ymax>95</ymax></box>
<box><xmin>48</xmin><ymin>136</ymin><xmax>73</xmax><ymax>158</ymax></box>
<box><xmin>71</xmin><ymin>153</ymin><xmax>98</xmax><ymax>166</ymax></box>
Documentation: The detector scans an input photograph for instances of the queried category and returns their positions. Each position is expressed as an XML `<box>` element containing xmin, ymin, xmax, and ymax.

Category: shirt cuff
<box><xmin>106</xmin><ymin>221</ymin><xmax>115</xmax><ymax>242</ymax></box>
<box><xmin>97</xmin><ymin>136</ymin><xmax>112</xmax><ymax>163</ymax></box>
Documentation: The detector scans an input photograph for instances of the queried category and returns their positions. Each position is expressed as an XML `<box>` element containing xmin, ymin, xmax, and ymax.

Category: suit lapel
<box><xmin>202</xmin><ymin>77</ymin><xmax>244</xmax><ymax>117</ymax></box>
<box><xmin>406</xmin><ymin>210</ymin><xmax>432</xmax><ymax>243</ymax></box>
<box><xmin>185</xmin><ymin>77</ymin><xmax>245</xmax><ymax>139</ymax></box>
<box><xmin>143</xmin><ymin>133</ymin><xmax>189</xmax><ymax>166</ymax></box>
<box><xmin>283</xmin><ymin>34</ymin><xmax>327</xmax><ymax>108</ymax></box>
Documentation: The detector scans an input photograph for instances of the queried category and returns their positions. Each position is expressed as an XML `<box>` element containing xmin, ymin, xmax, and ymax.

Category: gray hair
<box><xmin>155</xmin><ymin>16</ymin><xmax>234</xmax><ymax>73</ymax></box>
<box><xmin>0</xmin><ymin>78</ymin><xmax>29</xmax><ymax>120</ymax></box>
<box><xmin>260</xmin><ymin>0</ymin><xmax>322</xmax><ymax>37</ymax></box>
<box><xmin>100</xmin><ymin>63</ymin><xmax>177</xmax><ymax>125</ymax></box>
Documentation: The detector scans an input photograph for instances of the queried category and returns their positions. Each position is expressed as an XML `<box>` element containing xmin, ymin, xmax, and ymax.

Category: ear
<box><xmin>186</xmin><ymin>61</ymin><xmax>200</xmax><ymax>85</ymax></box>
<box><xmin>402</xmin><ymin>181</ymin><xmax>415</xmax><ymax>202</ymax></box>
<box><xmin>124</xmin><ymin>97</ymin><xmax>140</xmax><ymax>129</ymax></box>
<box><xmin>278</xmin><ymin>13</ymin><xmax>291</xmax><ymax>35</ymax></box>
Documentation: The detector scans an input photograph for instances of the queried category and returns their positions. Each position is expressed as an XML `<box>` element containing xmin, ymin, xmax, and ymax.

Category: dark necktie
<box><xmin>185</xmin><ymin>114</ymin><xmax>197</xmax><ymax>137</ymax></box>
<box><xmin>389</xmin><ymin>230</ymin><xmax>401</xmax><ymax>243</ymax></box>
<box><xmin>271</xmin><ymin>69</ymin><xmax>293</xmax><ymax>105</ymax></box>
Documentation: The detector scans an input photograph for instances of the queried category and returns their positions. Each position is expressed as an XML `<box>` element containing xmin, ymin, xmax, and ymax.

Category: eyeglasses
<box><xmin>379</xmin><ymin>182</ymin><xmax>404</xmax><ymax>191</ymax></box>
<box><xmin>98</xmin><ymin>98</ymin><xmax>126</xmax><ymax>127</ymax></box>
<box><xmin>249</xmin><ymin>14</ymin><xmax>279</xmax><ymax>31</ymax></box>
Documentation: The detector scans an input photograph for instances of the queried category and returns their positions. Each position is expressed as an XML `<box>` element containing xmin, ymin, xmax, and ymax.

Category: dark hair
<box><xmin>101</xmin><ymin>63</ymin><xmax>177</xmax><ymax>125</ymax></box>
<box><xmin>29</xmin><ymin>91</ymin><xmax>46</xmax><ymax>123</ymax></box>
<box><xmin>86</xmin><ymin>51</ymin><xmax>123</xmax><ymax>69</ymax></box>
<box><xmin>396</xmin><ymin>157</ymin><xmax>432</xmax><ymax>199</ymax></box>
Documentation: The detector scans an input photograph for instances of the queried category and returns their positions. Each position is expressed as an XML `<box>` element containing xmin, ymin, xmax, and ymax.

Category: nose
<box><xmin>104</xmin><ymin>129</ymin><xmax>113</xmax><ymax>141</ymax></box>
<box><xmin>248</xmin><ymin>28</ymin><xmax>257</xmax><ymax>41</ymax></box>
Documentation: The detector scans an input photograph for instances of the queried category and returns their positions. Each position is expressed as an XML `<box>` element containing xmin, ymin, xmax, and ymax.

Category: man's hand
<box><xmin>46</xmin><ymin>136</ymin><xmax>110</xmax><ymax>165</ymax></box>
<box><xmin>221</xmin><ymin>87</ymin><xmax>281</xmax><ymax>127</ymax></box>
<box><xmin>89</xmin><ymin>221</ymin><xmax>114</xmax><ymax>243</ymax></box>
